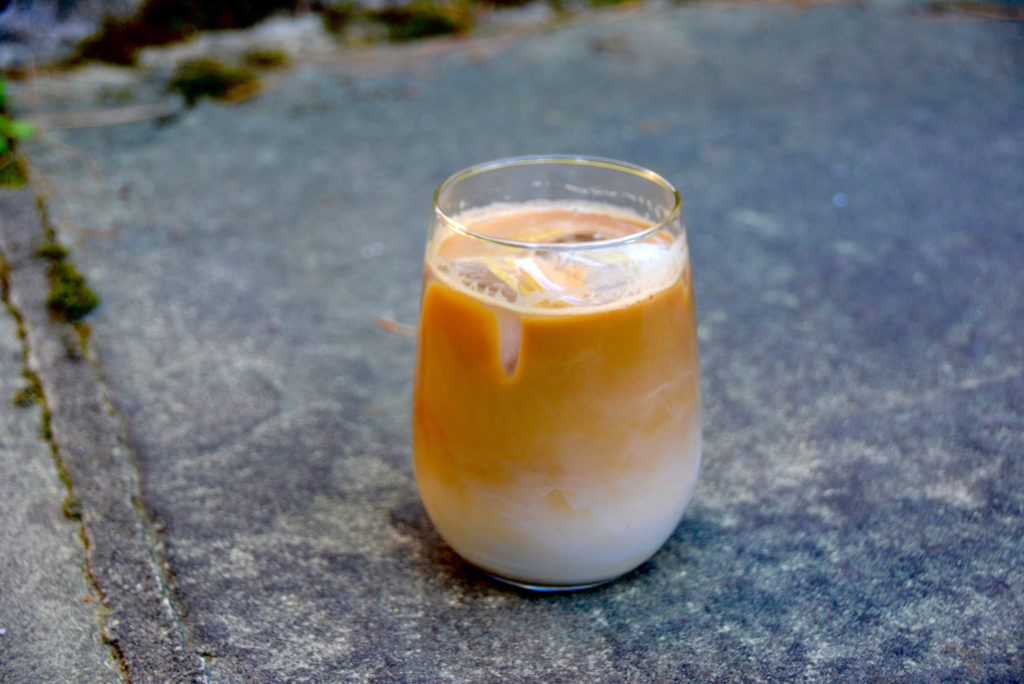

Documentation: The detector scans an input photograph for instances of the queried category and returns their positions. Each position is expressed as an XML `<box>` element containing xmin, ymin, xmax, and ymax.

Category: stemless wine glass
<box><xmin>412</xmin><ymin>155</ymin><xmax>701</xmax><ymax>591</ymax></box>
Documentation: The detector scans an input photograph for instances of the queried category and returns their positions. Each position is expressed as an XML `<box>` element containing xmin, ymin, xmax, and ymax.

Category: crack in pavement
<box><xmin>0</xmin><ymin>188</ymin><xmax>206</xmax><ymax>684</ymax></box>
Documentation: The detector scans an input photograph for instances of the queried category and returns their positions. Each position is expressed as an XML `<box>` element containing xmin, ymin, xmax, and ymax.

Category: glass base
<box><xmin>483</xmin><ymin>571</ymin><xmax>619</xmax><ymax>593</ymax></box>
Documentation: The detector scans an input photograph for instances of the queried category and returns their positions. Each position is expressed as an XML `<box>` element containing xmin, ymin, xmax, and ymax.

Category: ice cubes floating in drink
<box><xmin>435</xmin><ymin>202</ymin><xmax>686</xmax><ymax>311</ymax></box>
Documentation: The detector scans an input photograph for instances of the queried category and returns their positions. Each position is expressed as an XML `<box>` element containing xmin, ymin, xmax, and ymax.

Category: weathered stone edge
<box><xmin>0</xmin><ymin>188</ymin><xmax>206</xmax><ymax>684</ymax></box>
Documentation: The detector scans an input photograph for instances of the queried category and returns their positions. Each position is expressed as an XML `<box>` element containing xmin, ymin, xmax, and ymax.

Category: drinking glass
<box><xmin>412</xmin><ymin>155</ymin><xmax>701</xmax><ymax>590</ymax></box>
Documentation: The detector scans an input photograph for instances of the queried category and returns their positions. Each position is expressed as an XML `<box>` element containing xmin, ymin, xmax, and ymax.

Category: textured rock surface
<box><xmin>2</xmin><ymin>2</ymin><xmax>1022</xmax><ymax>681</ymax></box>
<box><xmin>0</xmin><ymin>189</ymin><xmax>205</xmax><ymax>682</ymax></box>
<box><xmin>0</xmin><ymin>206</ymin><xmax>119</xmax><ymax>681</ymax></box>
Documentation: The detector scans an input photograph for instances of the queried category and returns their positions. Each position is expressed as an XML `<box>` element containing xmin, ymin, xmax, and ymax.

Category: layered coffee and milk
<box><xmin>412</xmin><ymin>201</ymin><xmax>701</xmax><ymax>588</ymax></box>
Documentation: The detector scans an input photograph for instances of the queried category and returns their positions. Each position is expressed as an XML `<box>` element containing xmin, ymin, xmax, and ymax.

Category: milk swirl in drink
<box><xmin>414</xmin><ymin>163</ymin><xmax>701</xmax><ymax>589</ymax></box>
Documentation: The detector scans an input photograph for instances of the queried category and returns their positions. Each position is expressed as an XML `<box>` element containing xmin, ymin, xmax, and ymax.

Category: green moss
<box><xmin>35</xmin><ymin>240</ymin><xmax>70</xmax><ymax>261</ymax></box>
<box><xmin>62</xmin><ymin>495</ymin><xmax>83</xmax><ymax>520</ymax></box>
<box><xmin>12</xmin><ymin>377</ymin><xmax>42</xmax><ymax>408</ymax></box>
<box><xmin>242</xmin><ymin>47</ymin><xmax>289</xmax><ymax>69</ymax></box>
<box><xmin>51</xmin><ymin>442</ymin><xmax>71</xmax><ymax>489</ymax></box>
<box><xmin>12</xmin><ymin>386</ymin><xmax>37</xmax><ymax>407</ymax></box>
<box><xmin>0</xmin><ymin>153</ymin><xmax>27</xmax><ymax>188</ymax></box>
<box><xmin>372</xmin><ymin>2</ymin><xmax>472</xmax><ymax>41</ymax></box>
<box><xmin>40</xmin><ymin>406</ymin><xmax>53</xmax><ymax>442</ymax></box>
<box><xmin>321</xmin><ymin>2</ymin><xmax>359</xmax><ymax>33</ymax></box>
<box><xmin>34</xmin><ymin>240</ymin><xmax>100</xmax><ymax>322</ymax></box>
<box><xmin>168</xmin><ymin>58</ymin><xmax>259</xmax><ymax>106</ymax></box>
<box><xmin>0</xmin><ymin>202</ymin><xmax>86</xmax><ymax>539</ymax></box>
<box><xmin>47</xmin><ymin>260</ymin><xmax>100</xmax><ymax>321</ymax></box>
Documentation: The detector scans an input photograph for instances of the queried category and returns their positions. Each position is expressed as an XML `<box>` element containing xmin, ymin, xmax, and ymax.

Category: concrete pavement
<box><xmin>2</xmin><ymin>2</ymin><xmax>1023</xmax><ymax>681</ymax></box>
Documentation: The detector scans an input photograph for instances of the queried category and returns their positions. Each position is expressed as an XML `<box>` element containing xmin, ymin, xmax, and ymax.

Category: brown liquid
<box><xmin>413</xmin><ymin>205</ymin><xmax>701</xmax><ymax>586</ymax></box>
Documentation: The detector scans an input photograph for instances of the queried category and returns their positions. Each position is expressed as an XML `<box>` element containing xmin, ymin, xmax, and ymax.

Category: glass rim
<box><xmin>432</xmin><ymin>155</ymin><xmax>682</xmax><ymax>251</ymax></box>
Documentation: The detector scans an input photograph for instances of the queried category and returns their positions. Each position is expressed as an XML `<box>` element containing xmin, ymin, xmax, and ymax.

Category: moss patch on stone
<box><xmin>35</xmin><ymin>240</ymin><xmax>70</xmax><ymax>261</ymax></box>
<box><xmin>47</xmin><ymin>261</ymin><xmax>100</xmax><ymax>321</ymax></box>
<box><xmin>168</xmin><ymin>58</ymin><xmax>260</xmax><ymax>106</ymax></box>
<box><xmin>320</xmin><ymin>1</ymin><xmax>359</xmax><ymax>34</ymax></box>
<box><xmin>62</xmin><ymin>494</ymin><xmax>83</xmax><ymax>520</ymax></box>
<box><xmin>12</xmin><ymin>373</ymin><xmax>43</xmax><ymax>408</ymax></box>
<box><xmin>242</xmin><ymin>47</ymin><xmax>290</xmax><ymax>69</ymax></box>
<box><xmin>35</xmin><ymin>241</ymin><xmax>100</xmax><ymax>322</ymax></box>
<box><xmin>372</xmin><ymin>2</ymin><xmax>472</xmax><ymax>41</ymax></box>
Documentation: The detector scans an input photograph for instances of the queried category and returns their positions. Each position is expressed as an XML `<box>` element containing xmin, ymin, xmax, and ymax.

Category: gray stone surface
<box><xmin>0</xmin><ymin>188</ymin><xmax>204</xmax><ymax>682</ymax></box>
<box><xmin>0</xmin><ymin>225</ymin><xmax>119</xmax><ymax>680</ymax></box>
<box><xmin>2</xmin><ymin>2</ymin><xmax>1023</xmax><ymax>681</ymax></box>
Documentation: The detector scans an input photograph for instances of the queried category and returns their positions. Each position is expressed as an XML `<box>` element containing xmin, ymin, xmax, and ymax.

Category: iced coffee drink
<box><xmin>413</xmin><ymin>157</ymin><xmax>701</xmax><ymax>590</ymax></box>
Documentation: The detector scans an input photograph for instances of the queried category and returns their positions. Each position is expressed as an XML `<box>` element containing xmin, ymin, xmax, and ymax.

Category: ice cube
<box><xmin>444</xmin><ymin>258</ymin><xmax>518</xmax><ymax>303</ymax></box>
<box><xmin>532</xmin><ymin>242</ymin><xmax>672</xmax><ymax>306</ymax></box>
<box><xmin>442</xmin><ymin>240</ymin><xmax>678</xmax><ymax>309</ymax></box>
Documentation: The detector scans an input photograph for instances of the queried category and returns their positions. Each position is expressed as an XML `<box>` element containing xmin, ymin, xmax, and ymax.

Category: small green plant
<box><xmin>168</xmin><ymin>58</ymin><xmax>260</xmax><ymax>106</ymax></box>
<box><xmin>0</xmin><ymin>80</ymin><xmax>35</xmax><ymax>188</ymax></box>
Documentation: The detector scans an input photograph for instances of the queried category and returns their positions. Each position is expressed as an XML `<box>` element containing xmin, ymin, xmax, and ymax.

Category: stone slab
<box><xmin>0</xmin><ymin>225</ymin><xmax>119</xmax><ymax>681</ymax></box>
<box><xmin>12</xmin><ymin>3</ymin><xmax>1024</xmax><ymax>680</ymax></box>
<box><xmin>0</xmin><ymin>188</ymin><xmax>206</xmax><ymax>681</ymax></box>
